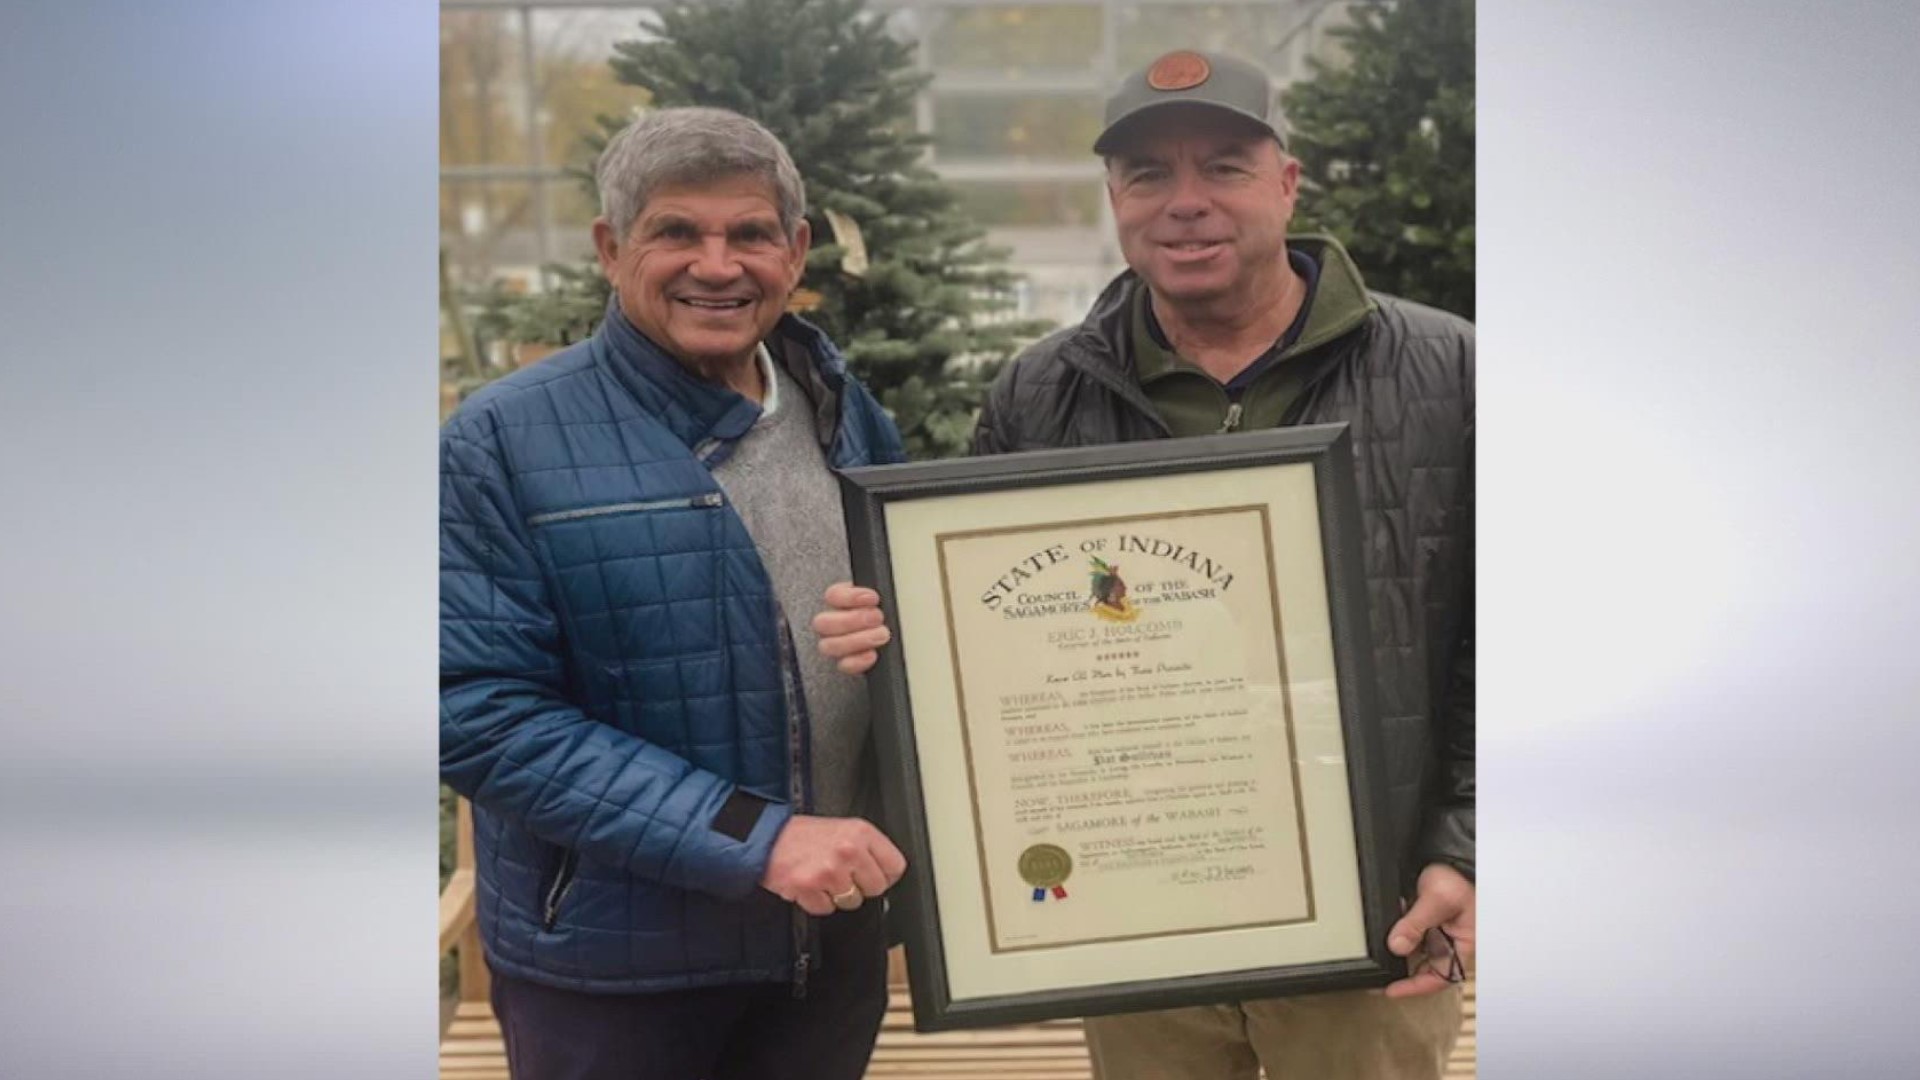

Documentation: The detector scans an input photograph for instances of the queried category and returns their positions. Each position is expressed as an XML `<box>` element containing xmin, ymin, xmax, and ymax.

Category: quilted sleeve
<box><xmin>439</xmin><ymin>422</ymin><xmax>792</xmax><ymax>901</ymax></box>
<box><xmin>1415</xmin><ymin>331</ymin><xmax>1475</xmax><ymax>883</ymax></box>
<box><xmin>1416</xmin><ymin>584</ymin><xmax>1475</xmax><ymax>882</ymax></box>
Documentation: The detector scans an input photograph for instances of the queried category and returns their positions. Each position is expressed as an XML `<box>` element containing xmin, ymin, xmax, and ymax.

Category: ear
<box><xmin>1277</xmin><ymin>153</ymin><xmax>1302</xmax><ymax>197</ymax></box>
<box><xmin>1274</xmin><ymin>152</ymin><xmax>1302</xmax><ymax>219</ymax></box>
<box><xmin>785</xmin><ymin>218</ymin><xmax>812</xmax><ymax>283</ymax></box>
<box><xmin>591</xmin><ymin>217</ymin><xmax>622</xmax><ymax>276</ymax></box>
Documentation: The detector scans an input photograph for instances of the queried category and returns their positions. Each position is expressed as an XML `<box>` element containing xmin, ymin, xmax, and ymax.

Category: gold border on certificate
<box><xmin>932</xmin><ymin>505</ymin><xmax>1317</xmax><ymax>954</ymax></box>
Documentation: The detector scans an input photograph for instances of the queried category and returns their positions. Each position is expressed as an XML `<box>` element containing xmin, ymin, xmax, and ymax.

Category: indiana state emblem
<box><xmin>1088</xmin><ymin>555</ymin><xmax>1140</xmax><ymax>623</ymax></box>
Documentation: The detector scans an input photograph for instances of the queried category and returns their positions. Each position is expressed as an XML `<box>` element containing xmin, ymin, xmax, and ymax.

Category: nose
<box><xmin>687</xmin><ymin>235</ymin><xmax>741</xmax><ymax>284</ymax></box>
<box><xmin>1165</xmin><ymin>168</ymin><xmax>1210</xmax><ymax>221</ymax></box>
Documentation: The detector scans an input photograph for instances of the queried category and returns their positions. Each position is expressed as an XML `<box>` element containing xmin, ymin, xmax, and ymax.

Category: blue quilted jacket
<box><xmin>440</xmin><ymin>305</ymin><xmax>904</xmax><ymax>993</ymax></box>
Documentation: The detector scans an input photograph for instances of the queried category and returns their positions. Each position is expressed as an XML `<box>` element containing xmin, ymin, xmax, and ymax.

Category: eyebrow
<box><xmin>640</xmin><ymin>213</ymin><xmax>698</xmax><ymax>234</ymax></box>
<box><xmin>640</xmin><ymin>212</ymin><xmax>783</xmax><ymax>236</ymax></box>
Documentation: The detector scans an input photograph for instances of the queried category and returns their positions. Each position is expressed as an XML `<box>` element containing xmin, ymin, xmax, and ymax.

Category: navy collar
<box><xmin>592</xmin><ymin>299</ymin><xmax>771</xmax><ymax>454</ymax></box>
<box><xmin>591</xmin><ymin>298</ymin><xmax>855</xmax><ymax>460</ymax></box>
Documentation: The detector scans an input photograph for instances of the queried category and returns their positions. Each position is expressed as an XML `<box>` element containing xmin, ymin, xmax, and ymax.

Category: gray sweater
<box><xmin>711</xmin><ymin>349</ymin><xmax>872</xmax><ymax>818</ymax></box>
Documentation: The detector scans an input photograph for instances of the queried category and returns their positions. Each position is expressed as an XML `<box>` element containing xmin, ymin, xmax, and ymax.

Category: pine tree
<box><xmin>479</xmin><ymin>0</ymin><xmax>1046</xmax><ymax>458</ymax></box>
<box><xmin>1284</xmin><ymin>0</ymin><xmax>1475</xmax><ymax>319</ymax></box>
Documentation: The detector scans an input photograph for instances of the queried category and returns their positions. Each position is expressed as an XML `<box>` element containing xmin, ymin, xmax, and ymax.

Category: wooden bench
<box><xmin>439</xmin><ymin>798</ymin><xmax>1476</xmax><ymax>1079</ymax></box>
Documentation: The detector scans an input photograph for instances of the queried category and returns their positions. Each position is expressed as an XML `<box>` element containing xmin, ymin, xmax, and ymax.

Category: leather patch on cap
<box><xmin>1146</xmin><ymin>51</ymin><xmax>1210</xmax><ymax>92</ymax></box>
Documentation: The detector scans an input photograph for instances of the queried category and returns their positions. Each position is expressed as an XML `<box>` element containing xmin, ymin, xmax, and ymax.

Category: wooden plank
<box><xmin>444</xmin><ymin>1020</ymin><xmax>501</xmax><ymax>1039</ymax></box>
<box><xmin>882</xmin><ymin>1014</ymin><xmax>1081</xmax><ymax>1030</ymax></box>
<box><xmin>868</xmin><ymin>1048</ymin><xmax>1089</xmax><ymax>1062</ymax></box>
<box><xmin>458</xmin><ymin>924</ymin><xmax>492</xmax><ymax>1003</ymax></box>
<box><xmin>439</xmin><ymin>870</ymin><xmax>476</xmax><ymax>956</ymax></box>
<box><xmin>866</xmin><ymin>1061</ymin><xmax>1090</xmax><ymax>1072</ymax></box>
<box><xmin>864</xmin><ymin>1060</ymin><xmax>1090</xmax><ymax>1068</ymax></box>
<box><xmin>864</xmin><ymin>1068</ymin><xmax>1090</xmax><ymax>1076</ymax></box>
<box><xmin>457</xmin><ymin>798</ymin><xmax>476</xmax><ymax>871</ymax></box>
<box><xmin>875</xmin><ymin>1029</ymin><xmax>1087</xmax><ymax>1046</ymax></box>
<box><xmin>453</xmin><ymin>800</ymin><xmax>493</xmax><ymax>1003</ymax></box>
<box><xmin>868</xmin><ymin>1061</ymin><xmax>1088</xmax><ymax>1068</ymax></box>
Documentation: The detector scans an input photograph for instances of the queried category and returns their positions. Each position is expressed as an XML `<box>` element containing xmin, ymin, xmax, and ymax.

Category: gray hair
<box><xmin>595</xmin><ymin>107</ymin><xmax>807</xmax><ymax>241</ymax></box>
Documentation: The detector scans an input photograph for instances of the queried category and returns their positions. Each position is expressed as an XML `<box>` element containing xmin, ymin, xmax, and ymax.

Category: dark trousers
<box><xmin>491</xmin><ymin>904</ymin><xmax>889</xmax><ymax>1080</ymax></box>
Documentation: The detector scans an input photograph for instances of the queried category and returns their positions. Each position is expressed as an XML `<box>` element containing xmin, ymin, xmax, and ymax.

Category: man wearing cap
<box><xmin>971</xmin><ymin>49</ymin><xmax>1475</xmax><ymax>1080</ymax></box>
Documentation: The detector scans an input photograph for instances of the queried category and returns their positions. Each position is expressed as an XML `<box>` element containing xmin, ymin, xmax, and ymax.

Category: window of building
<box><xmin>1114</xmin><ymin>3</ymin><xmax>1294</xmax><ymax>75</ymax></box>
<box><xmin>932</xmin><ymin>94</ymin><xmax>1105</xmax><ymax>161</ymax></box>
<box><xmin>928</xmin><ymin>4</ymin><xmax>1104</xmax><ymax>72</ymax></box>
<box><xmin>951</xmin><ymin>180</ymin><xmax>1104</xmax><ymax>227</ymax></box>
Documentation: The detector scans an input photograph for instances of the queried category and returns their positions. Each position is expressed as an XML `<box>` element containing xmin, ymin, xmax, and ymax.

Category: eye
<box><xmin>731</xmin><ymin>224</ymin><xmax>779</xmax><ymax>247</ymax></box>
<box><xmin>652</xmin><ymin>221</ymin><xmax>698</xmax><ymax>242</ymax></box>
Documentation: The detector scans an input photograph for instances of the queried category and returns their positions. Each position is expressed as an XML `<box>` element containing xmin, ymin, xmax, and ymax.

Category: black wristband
<box><xmin>711</xmin><ymin>789</ymin><xmax>772</xmax><ymax>843</ymax></box>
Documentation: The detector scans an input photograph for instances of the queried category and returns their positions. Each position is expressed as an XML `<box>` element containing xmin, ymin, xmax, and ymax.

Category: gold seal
<box><xmin>1018</xmin><ymin>843</ymin><xmax>1073</xmax><ymax>889</ymax></box>
<box><xmin>1146</xmin><ymin>51</ymin><xmax>1211</xmax><ymax>92</ymax></box>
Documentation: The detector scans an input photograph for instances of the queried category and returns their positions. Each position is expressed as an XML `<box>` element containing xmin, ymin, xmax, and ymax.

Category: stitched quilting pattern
<box><xmin>442</xmin><ymin>321</ymin><xmax>903</xmax><ymax>992</ymax></box>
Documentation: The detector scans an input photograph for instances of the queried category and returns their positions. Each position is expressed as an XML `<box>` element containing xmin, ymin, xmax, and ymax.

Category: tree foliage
<box><xmin>477</xmin><ymin>0</ymin><xmax>1046</xmax><ymax>458</ymax></box>
<box><xmin>1285</xmin><ymin>0</ymin><xmax>1475</xmax><ymax>319</ymax></box>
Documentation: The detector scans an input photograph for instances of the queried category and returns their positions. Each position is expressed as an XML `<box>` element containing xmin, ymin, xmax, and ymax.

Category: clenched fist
<box><xmin>760</xmin><ymin>815</ymin><xmax>907</xmax><ymax>917</ymax></box>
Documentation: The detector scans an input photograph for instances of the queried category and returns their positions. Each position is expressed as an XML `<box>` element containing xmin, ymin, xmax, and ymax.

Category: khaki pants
<box><xmin>1083</xmin><ymin>987</ymin><xmax>1462</xmax><ymax>1080</ymax></box>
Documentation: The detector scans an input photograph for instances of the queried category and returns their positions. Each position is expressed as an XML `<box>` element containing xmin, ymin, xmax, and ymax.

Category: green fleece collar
<box><xmin>1128</xmin><ymin>234</ymin><xmax>1374</xmax><ymax>378</ymax></box>
<box><xmin>1278</xmin><ymin>233</ymin><xmax>1376</xmax><ymax>359</ymax></box>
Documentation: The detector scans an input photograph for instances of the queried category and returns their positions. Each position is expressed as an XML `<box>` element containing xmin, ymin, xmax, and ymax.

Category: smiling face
<box><xmin>592</xmin><ymin>172</ymin><xmax>810</xmax><ymax>379</ymax></box>
<box><xmin>1104</xmin><ymin>106</ymin><xmax>1299</xmax><ymax>311</ymax></box>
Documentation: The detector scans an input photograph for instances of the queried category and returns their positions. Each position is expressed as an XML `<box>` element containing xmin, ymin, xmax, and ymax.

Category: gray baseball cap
<box><xmin>1093</xmin><ymin>49</ymin><xmax>1286</xmax><ymax>156</ymax></box>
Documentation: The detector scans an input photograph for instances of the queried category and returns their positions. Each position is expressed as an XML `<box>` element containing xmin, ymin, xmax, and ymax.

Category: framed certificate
<box><xmin>838</xmin><ymin>424</ymin><xmax>1405</xmax><ymax>1031</ymax></box>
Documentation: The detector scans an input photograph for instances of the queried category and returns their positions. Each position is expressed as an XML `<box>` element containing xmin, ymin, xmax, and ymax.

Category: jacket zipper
<box><xmin>541</xmin><ymin>849</ymin><xmax>578</xmax><ymax>931</ymax></box>
<box><xmin>527</xmin><ymin>492</ymin><xmax>723</xmax><ymax>527</ymax></box>
<box><xmin>775</xmin><ymin>613</ymin><xmax>815</xmax><ymax>999</ymax></box>
<box><xmin>1217</xmin><ymin>401</ymin><xmax>1244</xmax><ymax>434</ymax></box>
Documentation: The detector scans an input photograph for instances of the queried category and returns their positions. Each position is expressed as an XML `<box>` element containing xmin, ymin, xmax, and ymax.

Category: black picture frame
<box><xmin>838</xmin><ymin>424</ymin><xmax>1403</xmax><ymax>1031</ymax></box>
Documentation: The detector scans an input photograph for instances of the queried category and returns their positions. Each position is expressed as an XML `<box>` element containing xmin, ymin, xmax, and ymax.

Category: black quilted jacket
<box><xmin>971</xmin><ymin>255</ymin><xmax>1474</xmax><ymax>889</ymax></box>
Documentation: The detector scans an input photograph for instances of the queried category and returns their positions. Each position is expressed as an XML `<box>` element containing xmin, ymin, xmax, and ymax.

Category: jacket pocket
<box><xmin>539</xmin><ymin>847</ymin><xmax>579</xmax><ymax>932</ymax></box>
<box><xmin>527</xmin><ymin>492</ymin><xmax>724</xmax><ymax>527</ymax></box>
<box><xmin>526</xmin><ymin>491</ymin><xmax>728</xmax><ymax>704</ymax></box>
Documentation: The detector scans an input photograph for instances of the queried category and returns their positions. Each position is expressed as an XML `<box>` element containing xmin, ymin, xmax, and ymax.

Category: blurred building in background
<box><xmin>442</xmin><ymin>0</ymin><xmax>1353</xmax><ymax>332</ymax></box>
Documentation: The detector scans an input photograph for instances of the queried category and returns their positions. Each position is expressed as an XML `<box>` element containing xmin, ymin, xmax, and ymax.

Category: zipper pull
<box><xmin>694</xmin><ymin>491</ymin><xmax>724</xmax><ymax>508</ymax></box>
<box><xmin>791</xmin><ymin>949</ymin><xmax>811</xmax><ymax>999</ymax></box>
<box><xmin>541</xmin><ymin>851</ymin><xmax>576</xmax><ymax>931</ymax></box>
<box><xmin>1218</xmin><ymin>402</ymin><xmax>1244</xmax><ymax>434</ymax></box>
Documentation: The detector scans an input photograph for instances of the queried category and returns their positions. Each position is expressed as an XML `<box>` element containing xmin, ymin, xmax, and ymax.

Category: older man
<box><xmin>820</xmin><ymin>49</ymin><xmax>1474</xmax><ymax>1080</ymax></box>
<box><xmin>441</xmin><ymin>107</ymin><xmax>907</xmax><ymax>1080</ymax></box>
